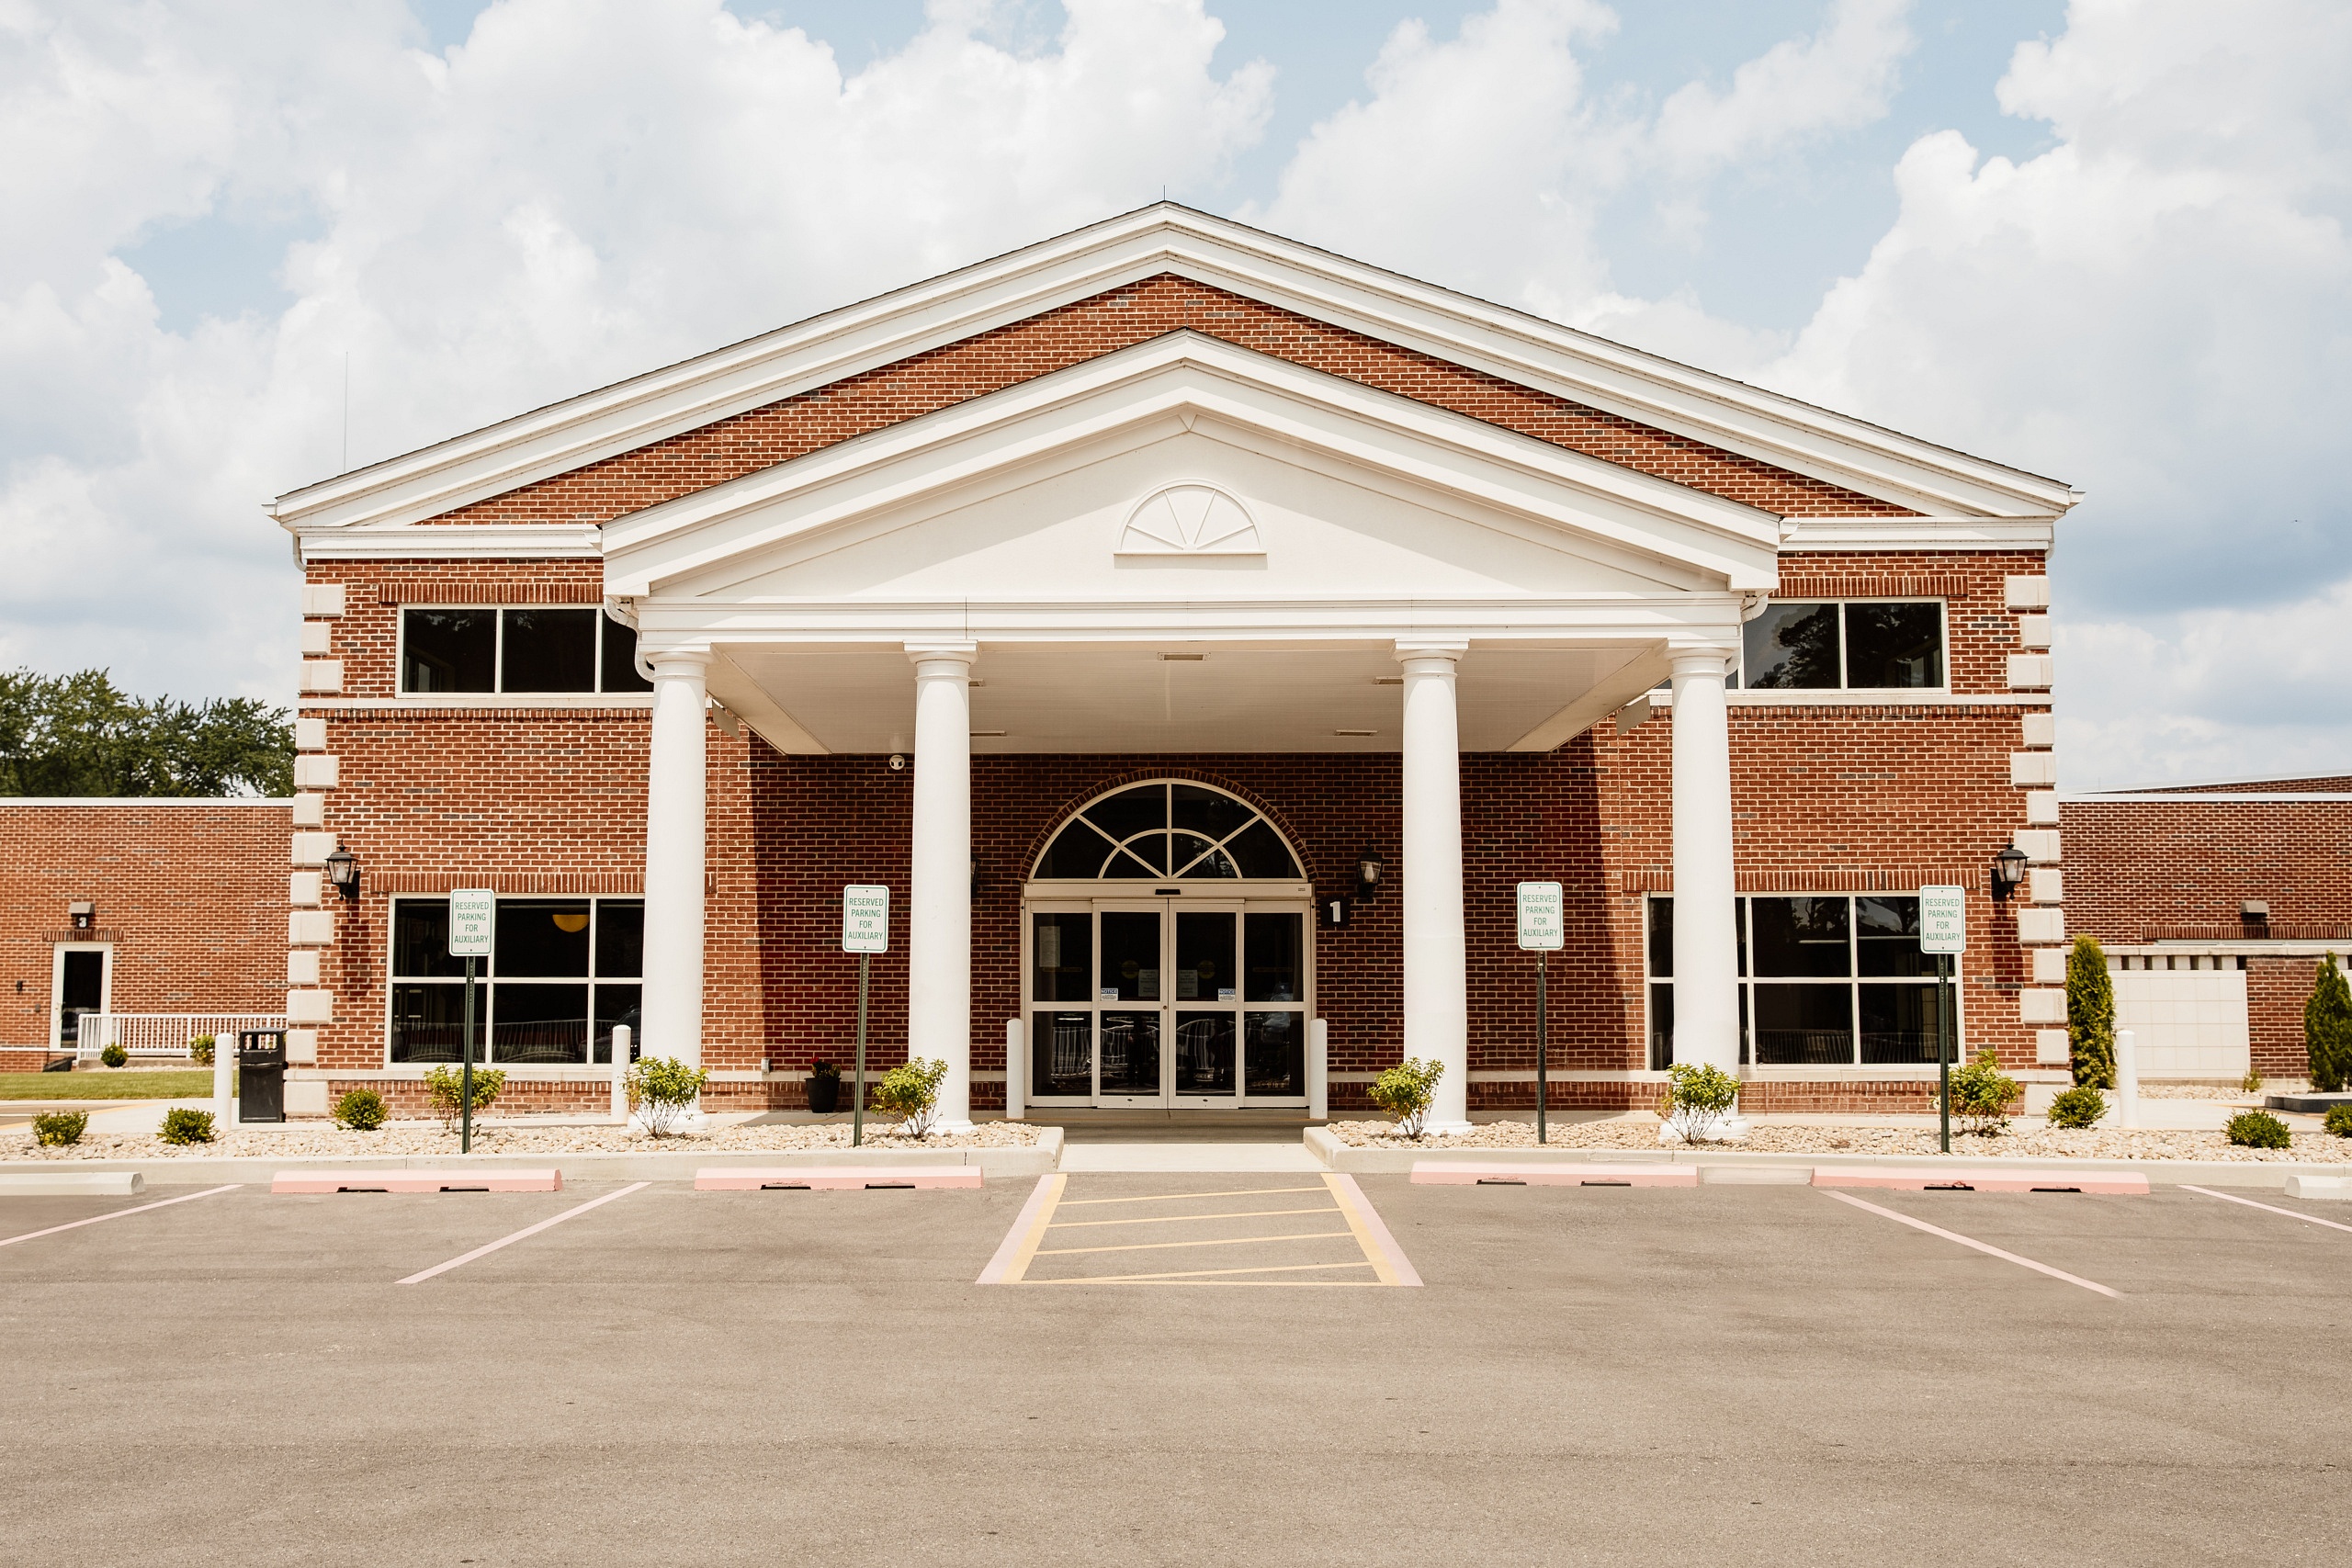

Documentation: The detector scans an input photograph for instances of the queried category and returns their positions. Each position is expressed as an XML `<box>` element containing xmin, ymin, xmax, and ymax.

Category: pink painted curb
<box><xmin>1411</xmin><ymin>1162</ymin><xmax>1698</xmax><ymax>1187</ymax></box>
<box><xmin>694</xmin><ymin>1167</ymin><xmax>982</xmax><ymax>1190</ymax></box>
<box><xmin>1810</xmin><ymin>1167</ymin><xmax>2148</xmax><ymax>1194</ymax></box>
<box><xmin>272</xmin><ymin>1169</ymin><xmax>563</xmax><ymax>1194</ymax></box>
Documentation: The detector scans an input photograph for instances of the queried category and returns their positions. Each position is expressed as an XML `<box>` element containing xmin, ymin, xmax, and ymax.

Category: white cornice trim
<box><xmin>2062</xmin><ymin>792</ymin><xmax>2352</xmax><ymax>805</ymax></box>
<box><xmin>270</xmin><ymin>206</ymin><xmax>2075</xmax><ymax>536</ymax></box>
<box><xmin>1780</xmin><ymin>517</ymin><xmax>2057</xmax><ymax>551</ymax></box>
<box><xmin>297</xmin><ymin>525</ymin><xmax>603</xmax><ymax>561</ymax></box>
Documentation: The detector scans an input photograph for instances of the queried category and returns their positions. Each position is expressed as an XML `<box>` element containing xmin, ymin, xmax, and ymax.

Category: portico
<box><xmin>606</xmin><ymin>329</ymin><xmax>1771</xmax><ymax>1127</ymax></box>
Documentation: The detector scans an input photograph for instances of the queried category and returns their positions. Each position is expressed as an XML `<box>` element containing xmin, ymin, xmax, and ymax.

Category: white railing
<box><xmin>76</xmin><ymin>1013</ymin><xmax>288</xmax><ymax>1061</ymax></box>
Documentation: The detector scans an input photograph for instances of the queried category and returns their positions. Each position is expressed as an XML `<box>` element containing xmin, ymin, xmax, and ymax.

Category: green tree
<box><xmin>2065</xmin><ymin>934</ymin><xmax>2116</xmax><ymax>1089</ymax></box>
<box><xmin>2307</xmin><ymin>953</ymin><xmax>2352</xmax><ymax>1094</ymax></box>
<box><xmin>0</xmin><ymin>668</ymin><xmax>291</xmax><ymax>797</ymax></box>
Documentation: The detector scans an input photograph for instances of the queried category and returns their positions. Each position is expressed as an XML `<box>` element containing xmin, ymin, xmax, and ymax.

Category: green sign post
<box><xmin>447</xmin><ymin>888</ymin><xmax>495</xmax><ymax>1155</ymax></box>
<box><xmin>842</xmin><ymin>886</ymin><xmax>889</xmax><ymax>1147</ymax></box>
<box><xmin>1516</xmin><ymin>882</ymin><xmax>1564</xmax><ymax>1145</ymax></box>
<box><xmin>1919</xmin><ymin>886</ymin><xmax>1967</xmax><ymax>1156</ymax></box>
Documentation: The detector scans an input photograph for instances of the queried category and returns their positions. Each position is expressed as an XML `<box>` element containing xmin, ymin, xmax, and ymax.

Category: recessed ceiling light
<box><xmin>1159</xmin><ymin>652</ymin><xmax>1205</xmax><ymax>661</ymax></box>
<box><xmin>969</xmin><ymin>729</ymin><xmax>1007</xmax><ymax>738</ymax></box>
<box><xmin>1373</xmin><ymin>676</ymin><xmax>1402</xmax><ymax>685</ymax></box>
<box><xmin>1334</xmin><ymin>728</ymin><xmax>1377</xmax><ymax>737</ymax></box>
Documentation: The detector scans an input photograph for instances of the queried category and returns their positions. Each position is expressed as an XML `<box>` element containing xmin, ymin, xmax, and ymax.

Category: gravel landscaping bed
<box><xmin>2</xmin><ymin>1119</ymin><xmax>1043</xmax><ymax>1160</ymax></box>
<box><xmin>1325</xmin><ymin>1118</ymin><xmax>2352</xmax><ymax>1163</ymax></box>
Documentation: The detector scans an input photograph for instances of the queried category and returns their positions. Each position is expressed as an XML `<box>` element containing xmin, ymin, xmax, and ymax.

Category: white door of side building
<box><xmin>2111</xmin><ymin>967</ymin><xmax>2250</xmax><ymax>1079</ymax></box>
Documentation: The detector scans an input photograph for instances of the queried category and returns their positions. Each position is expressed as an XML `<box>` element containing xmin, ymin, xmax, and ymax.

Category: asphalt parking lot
<box><xmin>6</xmin><ymin>1174</ymin><xmax>2351</xmax><ymax>1567</ymax></box>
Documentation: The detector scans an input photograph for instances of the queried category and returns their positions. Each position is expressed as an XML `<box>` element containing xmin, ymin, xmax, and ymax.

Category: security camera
<box><xmin>888</xmin><ymin>753</ymin><xmax>906</xmax><ymax>771</ymax></box>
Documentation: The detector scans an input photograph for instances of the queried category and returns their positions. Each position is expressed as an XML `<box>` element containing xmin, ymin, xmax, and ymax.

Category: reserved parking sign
<box><xmin>1919</xmin><ymin>886</ymin><xmax>1966</xmax><ymax>953</ymax></box>
<box><xmin>1516</xmin><ymin>882</ymin><xmax>1564</xmax><ymax>952</ymax></box>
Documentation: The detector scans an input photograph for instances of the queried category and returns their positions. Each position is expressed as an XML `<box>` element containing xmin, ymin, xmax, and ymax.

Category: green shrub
<box><xmin>1664</xmin><ymin>1062</ymin><xmax>1742</xmax><ymax>1144</ymax></box>
<box><xmin>2047</xmin><ymin>1085</ymin><xmax>2108</xmax><ymax>1130</ymax></box>
<box><xmin>423</xmin><ymin>1064</ymin><xmax>505</xmax><ymax>1132</ymax></box>
<box><xmin>1938</xmin><ymin>1048</ymin><xmax>2021</xmax><ymax>1136</ymax></box>
<box><xmin>1367</xmin><ymin>1057</ymin><xmax>1446</xmax><ymax>1139</ymax></box>
<box><xmin>2225</xmin><ymin>1110</ymin><xmax>2292</xmax><ymax>1150</ymax></box>
<box><xmin>2241</xmin><ymin>1067</ymin><xmax>2263</xmax><ymax>1096</ymax></box>
<box><xmin>32</xmin><ymin>1110</ymin><xmax>88</xmax><ymax>1147</ymax></box>
<box><xmin>627</xmin><ymin>1055</ymin><xmax>710</xmax><ymax>1137</ymax></box>
<box><xmin>2066</xmin><ymin>936</ymin><xmax>2116</xmax><ymax>1089</ymax></box>
<box><xmin>2306</xmin><ymin>953</ymin><xmax>2352</xmax><ymax>1094</ymax></box>
<box><xmin>159</xmin><ymin>1107</ymin><xmax>216</xmax><ymax>1145</ymax></box>
<box><xmin>333</xmin><ymin>1089</ymin><xmax>388</xmax><ymax>1132</ymax></box>
<box><xmin>99</xmin><ymin>1043</ymin><xmax>128</xmax><ymax>1069</ymax></box>
<box><xmin>809</xmin><ymin>1059</ymin><xmax>841</xmax><ymax>1082</ymax></box>
<box><xmin>870</xmin><ymin>1056</ymin><xmax>948</xmax><ymax>1137</ymax></box>
<box><xmin>188</xmin><ymin>1035</ymin><xmax>216</xmax><ymax>1066</ymax></box>
<box><xmin>2322</xmin><ymin>1104</ymin><xmax>2352</xmax><ymax>1139</ymax></box>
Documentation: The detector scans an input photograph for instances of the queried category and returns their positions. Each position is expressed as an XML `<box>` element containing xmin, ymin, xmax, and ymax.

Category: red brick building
<box><xmin>15</xmin><ymin>209</ymin><xmax>2098</xmax><ymax>1121</ymax></box>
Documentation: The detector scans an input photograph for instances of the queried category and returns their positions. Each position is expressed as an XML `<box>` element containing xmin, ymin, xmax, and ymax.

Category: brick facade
<box><xmin>0</xmin><ymin>802</ymin><xmax>288</xmax><ymax>1069</ymax></box>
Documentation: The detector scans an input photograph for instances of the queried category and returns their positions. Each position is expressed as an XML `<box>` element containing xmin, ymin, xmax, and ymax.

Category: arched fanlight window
<box><xmin>1035</xmin><ymin>782</ymin><xmax>1303</xmax><ymax>880</ymax></box>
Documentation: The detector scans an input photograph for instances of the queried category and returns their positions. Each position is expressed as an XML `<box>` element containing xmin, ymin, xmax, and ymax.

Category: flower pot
<box><xmin>806</xmin><ymin>1075</ymin><xmax>841</xmax><ymax>1114</ymax></box>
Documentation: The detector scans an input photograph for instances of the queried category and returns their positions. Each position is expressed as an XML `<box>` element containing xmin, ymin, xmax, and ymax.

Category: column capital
<box><xmin>905</xmin><ymin>640</ymin><xmax>978</xmax><ymax>671</ymax></box>
<box><xmin>1668</xmin><ymin>648</ymin><xmax>1736</xmax><ymax>679</ymax></box>
<box><xmin>642</xmin><ymin>648</ymin><xmax>712</xmax><ymax>674</ymax></box>
<box><xmin>1393</xmin><ymin>638</ymin><xmax>1469</xmax><ymax>662</ymax></box>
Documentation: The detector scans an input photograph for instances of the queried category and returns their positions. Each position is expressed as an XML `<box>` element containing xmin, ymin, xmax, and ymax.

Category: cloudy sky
<box><xmin>4</xmin><ymin>0</ymin><xmax>2346</xmax><ymax>789</ymax></box>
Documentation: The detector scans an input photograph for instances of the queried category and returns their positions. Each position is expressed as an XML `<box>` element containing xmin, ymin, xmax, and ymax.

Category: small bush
<box><xmin>333</xmin><ymin>1089</ymin><xmax>388</xmax><ymax>1132</ymax></box>
<box><xmin>2046</xmin><ymin>1086</ymin><xmax>2108</xmax><ymax>1129</ymax></box>
<box><xmin>159</xmin><ymin>1107</ymin><xmax>216</xmax><ymax>1145</ymax></box>
<box><xmin>1664</xmin><ymin>1062</ymin><xmax>1742</xmax><ymax>1144</ymax></box>
<box><xmin>424</xmin><ymin>1064</ymin><xmax>506</xmax><ymax>1132</ymax></box>
<box><xmin>2225</xmin><ymin>1111</ymin><xmax>2292</xmax><ymax>1149</ymax></box>
<box><xmin>188</xmin><ymin>1035</ymin><xmax>217</xmax><ymax>1066</ymax></box>
<box><xmin>32</xmin><ymin>1110</ymin><xmax>87</xmax><ymax>1147</ymax></box>
<box><xmin>1367</xmin><ymin>1057</ymin><xmax>1447</xmax><ymax>1139</ymax></box>
<box><xmin>2322</xmin><ymin>1103</ymin><xmax>2352</xmax><ymax>1139</ymax></box>
<box><xmin>809</xmin><ymin>1059</ymin><xmax>842</xmax><ymax>1083</ymax></box>
<box><xmin>627</xmin><ymin>1055</ymin><xmax>710</xmax><ymax>1137</ymax></box>
<box><xmin>2240</xmin><ymin>1067</ymin><xmax>2263</xmax><ymax>1096</ymax></box>
<box><xmin>1939</xmin><ymin>1049</ymin><xmax>2021</xmax><ymax>1137</ymax></box>
<box><xmin>99</xmin><ymin>1043</ymin><xmax>128</xmax><ymax>1068</ymax></box>
<box><xmin>871</xmin><ymin>1056</ymin><xmax>949</xmax><ymax>1138</ymax></box>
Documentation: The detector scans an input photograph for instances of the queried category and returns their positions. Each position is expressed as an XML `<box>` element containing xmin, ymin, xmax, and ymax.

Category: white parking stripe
<box><xmin>396</xmin><ymin>1182</ymin><xmax>650</xmax><ymax>1285</ymax></box>
<box><xmin>1822</xmin><ymin>1189</ymin><xmax>2120</xmax><ymax>1298</ymax></box>
<box><xmin>0</xmin><ymin>1184</ymin><xmax>240</xmax><ymax>1249</ymax></box>
<box><xmin>2183</xmin><ymin>1185</ymin><xmax>2352</xmax><ymax>1235</ymax></box>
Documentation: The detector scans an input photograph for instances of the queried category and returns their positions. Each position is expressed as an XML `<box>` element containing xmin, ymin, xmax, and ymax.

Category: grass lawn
<box><xmin>0</xmin><ymin>1071</ymin><xmax>222</xmax><ymax>1100</ymax></box>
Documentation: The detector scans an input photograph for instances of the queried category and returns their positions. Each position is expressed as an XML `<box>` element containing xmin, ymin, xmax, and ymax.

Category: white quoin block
<box><xmin>287</xmin><ymin>950</ymin><xmax>321</xmax><ymax>985</ymax></box>
<box><xmin>286</xmin><ymin>988</ymin><xmax>335</xmax><ymax>1025</ymax></box>
<box><xmin>285</xmin><ymin>1030</ymin><xmax>319</xmax><ymax>1065</ymax></box>
<box><xmin>2010</xmin><ymin>752</ymin><xmax>2059</xmax><ymax>786</ymax></box>
<box><xmin>2019</xmin><ymin>988</ymin><xmax>2069</xmax><ymax>1025</ymax></box>
<box><xmin>2036</xmin><ymin>1029</ymin><xmax>2071</xmax><ymax>1065</ymax></box>
<box><xmin>2030</xmin><ymin>868</ymin><xmax>2064</xmax><ymax>904</ymax></box>
<box><xmin>301</xmin><ymin>583</ymin><xmax>347</xmax><ymax>617</ymax></box>
<box><xmin>2031</xmin><ymin>947</ymin><xmax>2069</xmax><ymax>984</ymax></box>
<box><xmin>288</xmin><ymin>909</ymin><xmax>334</xmax><ymax>944</ymax></box>
<box><xmin>2025</xmin><ymin>791</ymin><xmax>2062</xmax><ymax>826</ymax></box>
<box><xmin>2007</xmin><ymin>654</ymin><xmax>2054</xmax><ymax>690</ymax></box>
<box><xmin>2015</xmin><ymin>829</ymin><xmax>2062</xmax><ymax>863</ymax></box>
<box><xmin>2006</xmin><ymin>576</ymin><xmax>2051</xmax><ymax>609</ymax></box>
<box><xmin>299</xmin><ymin>622</ymin><xmax>334</xmax><ymax>656</ymax></box>
<box><xmin>300</xmin><ymin>660</ymin><xmax>344</xmax><ymax>694</ymax></box>
<box><xmin>290</xmin><ymin>832</ymin><xmax>336</xmax><ymax>865</ymax></box>
<box><xmin>294</xmin><ymin>717</ymin><xmax>328</xmax><ymax>750</ymax></box>
<box><xmin>289</xmin><ymin>872</ymin><xmax>323</xmax><ymax>907</ymax></box>
<box><xmin>292</xmin><ymin>755</ymin><xmax>339</xmax><ymax>789</ymax></box>
<box><xmin>2016</xmin><ymin>614</ymin><xmax>2052</xmax><ymax>649</ymax></box>
<box><xmin>2017</xmin><ymin>908</ymin><xmax>2067</xmax><ymax>944</ymax></box>
<box><xmin>291</xmin><ymin>794</ymin><xmax>325</xmax><ymax>828</ymax></box>
<box><xmin>2020</xmin><ymin>712</ymin><xmax>2056</xmax><ymax>747</ymax></box>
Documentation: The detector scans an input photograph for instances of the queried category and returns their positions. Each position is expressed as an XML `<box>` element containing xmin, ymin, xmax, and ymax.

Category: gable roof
<box><xmin>272</xmin><ymin>203</ymin><xmax>2076</xmax><ymax>541</ymax></box>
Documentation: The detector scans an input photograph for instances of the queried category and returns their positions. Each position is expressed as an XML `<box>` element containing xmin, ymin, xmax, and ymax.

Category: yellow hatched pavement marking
<box><xmin>1037</xmin><ymin>1229</ymin><xmax>1357</xmax><ymax>1258</ymax></box>
<box><xmin>1323</xmin><ymin>1172</ymin><xmax>1422</xmax><ymax>1287</ymax></box>
<box><xmin>1053</xmin><ymin>1185</ymin><xmax>1327</xmax><ymax>1208</ymax></box>
<box><xmin>976</xmin><ymin>1173</ymin><xmax>1066</xmax><ymax>1284</ymax></box>
<box><xmin>1035</xmin><ymin>1260</ymin><xmax>1383</xmax><ymax>1286</ymax></box>
<box><xmin>986</xmin><ymin>1176</ymin><xmax>1420</xmax><ymax>1287</ymax></box>
<box><xmin>1046</xmin><ymin>1205</ymin><xmax>1340</xmax><ymax>1231</ymax></box>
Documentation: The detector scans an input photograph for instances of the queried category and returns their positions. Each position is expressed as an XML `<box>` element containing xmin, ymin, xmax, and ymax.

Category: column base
<box><xmin>925</xmin><ymin>1117</ymin><xmax>977</xmax><ymax>1137</ymax></box>
<box><xmin>1420</xmin><ymin>1120</ymin><xmax>1476</xmax><ymax>1138</ymax></box>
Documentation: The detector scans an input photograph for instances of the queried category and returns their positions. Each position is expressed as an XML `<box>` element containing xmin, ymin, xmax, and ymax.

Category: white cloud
<box><xmin>1650</xmin><ymin>0</ymin><xmax>1912</xmax><ymax>179</ymax></box>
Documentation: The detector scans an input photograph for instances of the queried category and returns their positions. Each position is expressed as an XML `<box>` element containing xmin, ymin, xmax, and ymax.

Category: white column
<box><xmin>1397</xmin><ymin>641</ymin><xmax>1471</xmax><ymax>1134</ymax></box>
<box><xmin>908</xmin><ymin>642</ymin><xmax>977</xmax><ymax>1134</ymax></box>
<box><xmin>641</xmin><ymin>650</ymin><xmax>709</xmax><ymax>1072</ymax></box>
<box><xmin>1669</xmin><ymin>649</ymin><xmax>1740</xmax><ymax>1078</ymax></box>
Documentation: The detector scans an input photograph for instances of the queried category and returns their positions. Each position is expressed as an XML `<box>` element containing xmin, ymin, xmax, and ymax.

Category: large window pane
<box><xmin>1031</xmin><ymin>913</ymin><xmax>1091</xmax><ymax>1002</ymax></box>
<box><xmin>492</xmin><ymin>983</ymin><xmax>588</xmax><ymax>1064</ymax></box>
<box><xmin>1751</xmin><ymin>983</ymin><xmax>1855</xmax><ymax>1064</ymax></box>
<box><xmin>1033</xmin><ymin>1011</ymin><xmax>1093</xmax><ymax>1098</ymax></box>
<box><xmin>1844</xmin><ymin>603</ymin><xmax>1943</xmax><ymax>689</ymax></box>
<box><xmin>593</xmin><ymin>984</ymin><xmax>640</xmax><ymax>1066</ymax></box>
<box><xmin>1099</xmin><ymin>912</ymin><xmax>1160</xmax><ymax>1001</ymax></box>
<box><xmin>1860</xmin><ymin>984</ymin><xmax>1939</xmax><ymax>1064</ymax></box>
<box><xmin>1174</xmin><ymin>911</ymin><xmax>1234</xmax><ymax>1001</ymax></box>
<box><xmin>390</xmin><ymin>983</ymin><xmax>478</xmax><ymax>1063</ymax></box>
<box><xmin>401</xmin><ymin>609</ymin><xmax>495</xmax><ymax>694</ymax></box>
<box><xmin>496</xmin><ymin>899</ymin><xmax>592</xmax><ymax>976</ymax></box>
<box><xmin>391</xmin><ymin>899</ymin><xmax>466</xmax><ymax>978</ymax></box>
<box><xmin>600</xmin><ymin>613</ymin><xmax>654</xmax><ymax>693</ymax></box>
<box><xmin>1647</xmin><ymin>982</ymin><xmax>1674</xmax><ymax>1070</ymax></box>
<box><xmin>1856</xmin><ymin>897</ymin><xmax>1932</xmax><ymax>976</ymax></box>
<box><xmin>1173</xmin><ymin>1011</ymin><xmax>1236</xmax><ymax>1093</ymax></box>
<box><xmin>1646</xmin><ymin>897</ymin><xmax>1673</xmax><ymax>977</ymax></box>
<box><xmin>500</xmin><ymin>608</ymin><xmax>598</xmax><ymax>694</ymax></box>
<box><xmin>1244</xmin><ymin>912</ymin><xmax>1303</xmax><ymax>1001</ymax></box>
<box><xmin>594</xmin><ymin>901</ymin><xmax>644</xmax><ymax>978</ymax></box>
<box><xmin>1740</xmin><ymin>602</ymin><xmax>1839</xmax><ymax>689</ymax></box>
<box><xmin>1749</xmin><ymin>897</ymin><xmax>1851</xmax><ymax>976</ymax></box>
<box><xmin>1244</xmin><ymin>1010</ymin><xmax>1305</xmax><ymax>1095</ymax></box>
<box><xmin>1098</xmin><ymin>1011</ymin><xmax>1160</xmax><ymax>1094</ymax></box>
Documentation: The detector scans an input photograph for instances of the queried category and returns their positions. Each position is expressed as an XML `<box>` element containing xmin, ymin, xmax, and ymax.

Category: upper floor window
<box><xmin>400</xmin><ymin>607</ymin><xmax>655</xmax><ymax>694</ymax></box>
<box><xmin>1034</xmin><ymin>781</ymin><xmax>1303</xmax><ymax>880</ymax></box>
<box><xmin>1735</xmin><ymin>601</ymin><xmax>1944</xmax><ymax>691</ymax></box>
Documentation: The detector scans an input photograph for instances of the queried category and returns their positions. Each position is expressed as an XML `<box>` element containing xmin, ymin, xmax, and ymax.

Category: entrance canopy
<box><xmin>605</xmin><ymin>331</ymin><xmax>1782</xmax><ymax>755</ymax></box>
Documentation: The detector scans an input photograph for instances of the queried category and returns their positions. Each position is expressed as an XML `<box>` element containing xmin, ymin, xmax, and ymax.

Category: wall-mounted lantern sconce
<box><xmin>1990</xmin><ymin>842</ymin><xmax>2029</xmax><ymax>902</ymax></box>
<box><xmin>324</xmin><ymin>845</ymin><xmax>361</xmax><ymax>902</ymax></box>
<box><xmin>1356</xmin><ymin>850</ymin><xmax>1385</xmax><ymax>900</ymax></box>
<box><xmin>68</xmin><ymin>900</ymin><xmax>96</xmax><ymax>930</ymax></box>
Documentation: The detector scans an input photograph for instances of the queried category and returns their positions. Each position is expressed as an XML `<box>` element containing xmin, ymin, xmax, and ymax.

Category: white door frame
<box><xmin>50</xmin><ymin>942</ymin><xmax>113</xmax><ymax>1052</ymax></box>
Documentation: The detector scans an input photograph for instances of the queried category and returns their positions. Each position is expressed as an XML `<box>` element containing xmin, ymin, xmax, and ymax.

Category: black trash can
<box><xmin>238</xmin><ymin>1030</ymin><xmax>288</xmax><ymax>1124</ymax></box>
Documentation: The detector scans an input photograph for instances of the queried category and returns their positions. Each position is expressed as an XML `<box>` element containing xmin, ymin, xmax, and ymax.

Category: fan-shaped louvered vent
<box><xmin>1115</xmin><ymin>483</ymin><xmax>1263</xmax><ymax>556</ymax></box>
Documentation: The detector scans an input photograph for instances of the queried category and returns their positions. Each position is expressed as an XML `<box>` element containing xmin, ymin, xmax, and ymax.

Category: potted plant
<box><xmin>807</xmin><ymin>1059</ymin><xmax>842</xmax><ymax>1114</ymax></box>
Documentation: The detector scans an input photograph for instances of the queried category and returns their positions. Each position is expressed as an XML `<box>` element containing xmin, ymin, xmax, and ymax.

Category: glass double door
<box><xmin>1028</xmin><ymin>900</ymin><xmax>1309</xmax><ymax>1108</ymax></box>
